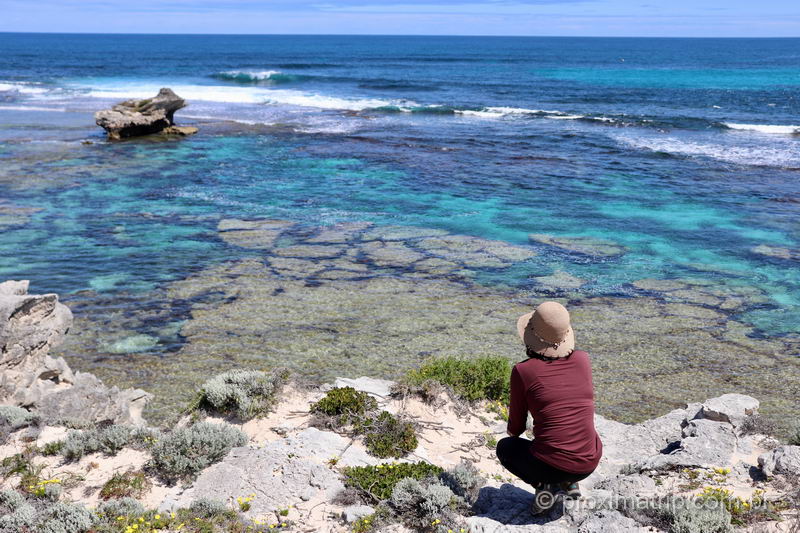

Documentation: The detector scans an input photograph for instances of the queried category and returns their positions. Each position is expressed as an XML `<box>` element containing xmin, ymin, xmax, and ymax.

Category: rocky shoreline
<box><xmin>2</xmin><ymin>281</ymin><xmax>799</xmax><ymax>532</ymax></box>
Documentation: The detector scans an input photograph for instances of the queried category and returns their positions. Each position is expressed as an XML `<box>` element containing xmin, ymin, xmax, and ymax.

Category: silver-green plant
<box><xmin>38</xmin><ymin>502</ymin><xmax>94</xmax><ymax>533</ymax></box>
<box><xmin>190</xmin><ymin>497</ymin><xmax>230</xmax><ymax>518</ymax></box>
<box><xmin>439</xmin><ymin>461</ymin><xmax>485</xmax><ymax>504</ymax></box>
<box><xmin>62</xmin><ymin>425</ymin><xmax>134</xmax><ymax>461</ymax></box>
<box><xmin>96</xmin><ymin>497</ymin><xmax>145</xmax><ymax>518</ymax></box>
<box><xmin>193</xmin><ymin>368</ymin><xmax>288</xmax><ymax>420</ymax></box>
<box><xmin>0</xmin><ymin>489</ymin><xmax>36</xmax><ymax>532</ymax></box>
<box><xmin>669</xmin><ymin>498</ymin><xmax>733</xmax><ymax>533</ymax></box>
<box><xmin>788</xmin><ymin>420</ymin><xmax>800</xmax><ymax>446</ymax></box>
<box><xmin>390</xmin><ymin>477</ymin><xmax>462</xmax><ymax>528</ymax></box>
<box><xmin>148</xmin><ymin>422</ymin><xmax>247</xmax><ymax>483</ymax></box>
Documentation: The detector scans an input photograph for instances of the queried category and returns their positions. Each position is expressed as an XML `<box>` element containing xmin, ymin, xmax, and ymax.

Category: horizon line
<box><xmin>1</xmin><ymin>31</ymin><xmax>798</xmax><ymax>39</ymax></box>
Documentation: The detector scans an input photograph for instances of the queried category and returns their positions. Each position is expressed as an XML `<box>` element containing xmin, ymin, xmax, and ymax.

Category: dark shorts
<box><xmin>496</xmin><ymin>436</ymin><xmax>593</xmax><ymax>487</ymax></box>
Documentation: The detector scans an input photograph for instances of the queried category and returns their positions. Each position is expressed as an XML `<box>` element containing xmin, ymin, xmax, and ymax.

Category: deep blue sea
<box><xmin>1</xmin><ymin>33</ymin><xmax>799</xmax><ymax>344</ymax></box>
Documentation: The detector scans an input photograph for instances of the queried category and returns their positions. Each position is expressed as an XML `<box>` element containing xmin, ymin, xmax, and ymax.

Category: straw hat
<box><xmin>516</xmin><ymin>301</ymin><xmax>575</xmax><ymax>358</ymax></box>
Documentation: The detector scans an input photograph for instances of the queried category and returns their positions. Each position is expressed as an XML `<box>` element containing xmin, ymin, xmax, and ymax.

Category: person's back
<box><xmin>508</xmin><ymin>350</ymin><xmax>602</xmax><ymax>474</ymax></box>
<box><xmin>496</xmin><ymin>301</ymin><xmax>603</xmax><ymax>515</ymax></box>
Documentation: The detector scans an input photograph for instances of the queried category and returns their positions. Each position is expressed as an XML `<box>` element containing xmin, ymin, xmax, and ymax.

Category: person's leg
<box><xmin>495</xmin><ymin>436</ymin><xmax>551</xmax><ymax>487</ymax></box>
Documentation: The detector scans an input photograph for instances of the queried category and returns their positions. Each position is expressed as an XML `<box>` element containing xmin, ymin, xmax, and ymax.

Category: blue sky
<box><xmin>1</xmin><ymin>0</ymin><xmax>798</xmax><ymax>37</ymax></box>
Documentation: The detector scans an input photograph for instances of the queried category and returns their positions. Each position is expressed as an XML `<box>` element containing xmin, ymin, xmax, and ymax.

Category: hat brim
<box><xmin>516</xmin><ymin>311</ymin><xmax>575</xmax><ymax>358</ymax></box>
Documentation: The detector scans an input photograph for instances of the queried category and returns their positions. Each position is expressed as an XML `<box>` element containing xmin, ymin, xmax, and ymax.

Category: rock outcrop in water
<box><xmin>94</xmin><ymin>88</ymin><xmax>198</xmax><ymax>140</ymax></box>
<box><xmin>0</xmin><ymin>280</ymin><xmax>150</xmax><ymax>425</ymax></box>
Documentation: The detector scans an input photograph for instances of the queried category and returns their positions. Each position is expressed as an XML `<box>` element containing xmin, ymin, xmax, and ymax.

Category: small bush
<box><xmin>310</xmin><ymin>387</ymin><xmax>378</xmax><ymax>427</ymax></box>
<box><xmin>620</xmin><ymin>496</ymin><xmax>733</xmax><ymax>533</ymax></box>
<box><xmin>788</xmin><ymin>421</ymin><xmax>800</xmax><ymax>446</ymax></box>
<box><xmin>97</xmin><ymin>497</ymin><xmax>145</xmax><ymax>518</ymax></box>
<box><xmin>0</xmin><ymin>406</ymin><xmax>41</xmax><ymax>445</ymax></box>
<box><xmin>99</xmin><ymin>471</ymin><xmax>151</xmax><ymax>500</ymax></box>
<box><xmin>40</xmin><ymin>440</ymin><xmax>65</xmax><ymax>456</ymax></box>
<box><xmin>739</xmin><ymin>415</ymin><xmax>777</xmax><ymax>437</ymax></box>
<box><xmin>360</xmin><ymin>411</ymin><xmax>418</xmax><ymax>458</ymax></box>
<box><xmin>39</xmin><ymin>502</ymin><xmax>94</xmax><ymax>533</ymax></box>
<box><xmin>403</xmin><ymin>356</ymin><xmax>512</xmax><ymax>403</ymax></box>
<box><xmin>148</xmin><ymin>422</ymin><xmax>247</xmax><ymax>483</ymax></box>
<box><xmin>390</xmin><ymin>478</ymin><xmax>464</xmax><ymax>530</ymax></box>
<box><xmin>191</xmin><ymin>368</ymin><xmax>289</xmax><ymax>420</ymax></box>
<box><xmin>440</xmin><ymin>461</ymin><xmax>485</xmax><ymax>504</ymax></box>
<box><xmin>343</xmin><ymin>461</ymin><xmax>444</xmax><ymax>502</ymax></box>
<box><xmin>62</xmin><ymin>426</ymin><xmax>133</xmax><ymax>461</ymax></box>
<box><xmin>190</xmin><ymin>497</ymin><xmax>233</xmax><ymax>518</ymax></box>
<box><xmin>0</xmin><ymin>489</ymin><xmax>36</xmax><ymax>532</ymax></box>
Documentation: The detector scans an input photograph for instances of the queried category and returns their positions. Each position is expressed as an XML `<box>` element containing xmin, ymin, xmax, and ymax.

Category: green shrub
<box><xmin>403</xmin><ymin>356</ymin><xmax>512</xmax><ymax>402</ymax></box>
<box><xmin>191</xmin><ymin>368</ymin><xmax>289</xmax><ymax>420</ymax></box>
<box><xmin>40</xmin><ymin>440</ymin><xmax>65</xmax><ymax>456</ymax></box>
<box><xmin>343</xmin><ymin>461</ymin><xmax>444</xmax><ymax>501</ymax></box>
<box><xmin>148</xmin><ymin>422</ymin><xmax>247</xmax><ymax>483</ymax></box>
<box><xmin>99</xmin><ymin>471</ymin><xmax>151</xmax><ymax>500</ymax></box>
<box><xmin>360</xmin><ymin>411</ymin><xmax>418</xmax><ymax>458</ymax></box>
<box><xmin>619</xmin><ymin>496</ymin><xmax>733</xmax><ymax>533</ymax></box>
<box><xmin>311</xmin><ymin>387</ymin><xmax>378</xmax><ymax>426</ymax></box>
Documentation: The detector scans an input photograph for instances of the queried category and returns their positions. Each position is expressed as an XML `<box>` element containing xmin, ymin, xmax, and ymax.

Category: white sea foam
<box><xmin>615</xmin><ymin>134</ymin><xmax>800</xmax><ymax>168</ymax></box>
<box><xmin>0</xmin><ymin>81</ymin><xmax>49</xmax><ymax>95</ymax></box>
<box><xmin>0</xmin><ymin>105</ymin><xmax>67</xmax><ymax>112</ymax></box>
<box><xmin>456</xmin><ymin>106</ymin><xmax>574</xmax><ymax>119</ymax></box>
<box><xmin>725</xmin><ymin>123</ymin><xmax>800</xmax><ymax>135</ymax></box>
<box><xmin>216</xmin><ymin>70</ymin><xmax>283</xmax><ymax>81</ymax></box>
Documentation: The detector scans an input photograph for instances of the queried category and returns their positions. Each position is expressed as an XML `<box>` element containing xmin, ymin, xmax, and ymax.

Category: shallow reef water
<box><xmin>1</xmin><ymin>35</ymin><xmax>799</xmax><ymax>425</ymax></box>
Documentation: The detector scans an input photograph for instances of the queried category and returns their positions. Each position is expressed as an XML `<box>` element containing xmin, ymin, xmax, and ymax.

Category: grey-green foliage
<box><xmin>0</xmin><ymin>489</ymin><xmax>36</xmax><ymax>532</ymax></box>
<box><xmin>43</xmin><ymin>482</ymin><xmax>62</xmax><ymax>502</ymax></box>
<box><xmin>62</xmin><ymin>425</ymin><xmax>134</xmax><ymax>461</ymax></box>
<box><xmin>0</xmin><ymin>406</ymin><xmax>41</xmax><ymax>444</ymax></box>
<box><xmin>190</xmin><ymin>497</ymin><xmax>230</xmax><ymax>518</ymax></box>
<box><xmin>439</xmin><ymin>461</ymin><xmax>485</xmax><ymax>504</ymax></box>
<box><xmin>149</xmin><ymin>422</ymin><xmax>247</xmax><ymax>483</ymax></box>
<box><xmin>788</xmin><ymin>420</ymin><xmax>800</xmax><ymax>446</ymax></box>
<box><xmin>97</xmin><ymin>497</ymin><xmax>145</xmax><ymax>518</ymax></box>
<box><xmin>669</xmin><ymin>499</ymin><xmax>733</xmax><ymax>533</ymax></box>
<box><xmin>390</xmin><ymin>478</ymin><xmax>460</xmax><ymax>527</ymax></box>
<box><xmin>195</xmin><ymin>368</ymin><xmax>288</xmax><ymax>420</ymax></box>
<box><xmin>38</xmin><ymin>502</ymin><xmax>94</xmax><ymax>533</ymax></box>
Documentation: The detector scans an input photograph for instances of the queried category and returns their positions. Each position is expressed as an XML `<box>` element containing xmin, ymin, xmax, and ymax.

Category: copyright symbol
<box><xmin>536</xmin><ymin>490</ymin><xmax>555</xmax><ymax>510</ymax></box>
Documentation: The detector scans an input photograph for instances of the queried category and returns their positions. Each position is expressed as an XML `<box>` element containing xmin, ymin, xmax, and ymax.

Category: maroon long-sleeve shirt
<box><xmin>506</xmin><ymin>350</ymin><xmax>602</xmax><ymax>474</ymax></box>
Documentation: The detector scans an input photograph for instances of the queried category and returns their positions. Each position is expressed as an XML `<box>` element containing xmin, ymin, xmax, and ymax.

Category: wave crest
<box><xmin>211</xmin><ymin>70</ymin><xmax>305</xmax><ymax>84</ymax></box>
<box><xmin>724</xmin><ymin>123</ymin><xmax>800</xmax><ymax>135</ymax></box>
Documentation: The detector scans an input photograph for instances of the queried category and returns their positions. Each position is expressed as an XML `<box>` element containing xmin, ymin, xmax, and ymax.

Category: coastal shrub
<box><xmin>190</xmin><ymin>497</ymin><xmax>233</xmax><ymax>519</ymax></box>
<box><xmin>403</xmin><ymin>356</ymin><xmax>512</xmax><ymax>403</ymax></box>
<box><xmin>359</xmin><ymin>411</ymin><xmax>418</xmax><ymax>458</ymax></box>
<box><xmin>343</xmin><ymin>461</ymin><xmax>444</xmax><ymax>501</ymax></box>
<box><xmin>62</xmin><ymin>425</ymin><xmax>133</xmax><ymax>461</ymax></box>
<box><xmin>0</xmin><ymin>406</ymin><xmax>41</xmax><ymax>444</ymax></box>
<box><xmin>39</xmin><ymin>502</ymin><xmax>94</xmax><ymax>533</ymax></box>
<box><xmin>788</xmin><ymin>421</ymin><xmax>800</xmax><ymax>446</ymax></box>
<box><xmin>40</xmin><ymin>440</ymin><xmax>65</xmax><ymax>456</ymax></box>
<box><xmin>0</xmin><ymin>489</ymin><xmax>36</xmax><ymax>532</ymax></box>
<box><xmin>310</xmin><ymin>386</ymin><xmax>378</xmax><ymax>427</ymax></box>
<box><xmin>620</xmin><ymin>496</ymin><xmax>733</xmax><ymax>533</ymax></box>
<box><xmin>191</xmin><ymin>368</ymin><xmax>289</xmax><ymax>420</ymax></box>
<box><xmin>440</xmin><ymin>461</ymin><xmax>485</xmax><ymax>504</ymax></box>
<box><xmin>99</xmin><ymin>471</ymin><xmax>151</xmax><ymax>500</ymax></box>
<box><xmin>739</xmin><ymin>415</ymin><xmax>777</xmax><ymax>437</ymax></box>
<box><xmin>390</xmin><ymin>477</ymin><xmax>465</xmax><ymax>530</ymax></box>
<box><xmin>148</xmin><ymin>422</ymin><xmax>247</xmax><ymax>483</ymax></box>
<box><xmin>96</xmin><ymin>497</ymin><xmax>145</xmax><ymax>518</ymax></box>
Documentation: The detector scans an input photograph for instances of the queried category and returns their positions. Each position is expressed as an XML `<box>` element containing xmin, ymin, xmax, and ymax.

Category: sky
<box><xmin>1</xmin><ymin>0</ymin><xmax>798</xmax><ymax>37</ymax></box>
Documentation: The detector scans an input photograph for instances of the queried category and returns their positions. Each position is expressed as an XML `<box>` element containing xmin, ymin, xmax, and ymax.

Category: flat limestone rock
<box><xmin>700</xmin><ymin>393</ymin><xmax>759</xmax><ymax>430</ymax></box>
<box><xmin>534</xmin><ymin>270</ymin><xmax>586</xmax><ymax>290</ymax></box>
<box><xmin>758</xmin><ymin>445</ymin><xmax>800</xmax><ymax>477</ymax></box>
<box><xmin>529</xmin><ymin>234</ymin><xmax>626</xmax><ymax>258</ymax></box>
<box><xmin>217</xmin><ymin>219</ymin><xmax>294</xmax><ymax>250</ymax></box>
<box><xmin>752</xmin><ymin>244</ymin><xmax>800</xmax><ymax>261</ymax></box>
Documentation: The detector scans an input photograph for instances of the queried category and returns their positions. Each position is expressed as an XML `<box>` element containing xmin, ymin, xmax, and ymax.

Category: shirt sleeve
<box><xmin>506</xmin><ymin>365</ymin><xmax>528</xmax><ymax>436</ymax></box>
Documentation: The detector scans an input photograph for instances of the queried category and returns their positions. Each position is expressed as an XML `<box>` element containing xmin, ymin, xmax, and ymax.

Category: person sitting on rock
<box><xmin>496</xmin><ymin>301</ymin><xmax>603</xmax><ymax>515</ymax></box>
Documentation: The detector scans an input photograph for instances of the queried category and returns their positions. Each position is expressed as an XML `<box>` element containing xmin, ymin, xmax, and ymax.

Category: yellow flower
<box><xmin>155</xmin><ymin>515</ymin><xmax>161</xmax><ymax>520</ymax></box>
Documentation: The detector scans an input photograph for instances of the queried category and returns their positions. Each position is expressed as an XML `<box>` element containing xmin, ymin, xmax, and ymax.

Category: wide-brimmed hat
<box><xmin>516</xmin><ymin>301</ymin><xmax>575</xmax><ymax>358</ymax></box>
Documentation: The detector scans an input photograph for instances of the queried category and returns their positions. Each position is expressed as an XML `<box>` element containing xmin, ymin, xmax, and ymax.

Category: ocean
<box><xmin>1</xmin><ymin>33</ymin><xmax>798</xmax><ymax>421</ymax></box>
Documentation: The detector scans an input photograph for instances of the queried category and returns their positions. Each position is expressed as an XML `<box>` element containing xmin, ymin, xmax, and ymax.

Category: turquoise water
<box><xmin>0</xmin><ymin>34</ymin><xmax>798</xmax><ymax>341</ymax></box>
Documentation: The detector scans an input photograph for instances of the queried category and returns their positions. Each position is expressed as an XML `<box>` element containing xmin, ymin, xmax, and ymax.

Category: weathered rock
<box><xmin>758</xmin><ymin>445</ymin><xmax>800</xmax><ymax>477</ymax></box>
<box><xmin>166</xmin><ymin>434</ymin><xmax>348</xmax><ymax>515</ymax></box>
<box><xmin>0</xmin><ymin>280</ymin><xmax>150</xmax><ymax>425</ymax></box>
<box><xmin>331</xmin><ymin>377</ymin><xmax>394</xmax><ymax>399</ymax></box>
<box><xmin>700</xmin><ymin>394</ymin><xmax>759</xmax><ymax>430</ymax></box>
<box><xmin>752</xmin><ymin>244</ymin><xmax>800</xmax><ymax>261</ymax></box>
<box><xmin>94</xmin><ymin>88</ymin><xmax>191</xmax><ymax>140</ymax></box>
<box><xmin>217</xmin><ymin>218</ymin><xmax>294</xmax><ymax>250</ymax></box>
<box><xmin>162</xmin><ymin>126</ymin><xmax>198</xmax><ymax>136</ymax></box>
<box><xmin>635</xmin><ymin>418</ymin><xmax>738</xmax><ymax>471</ymax></box>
